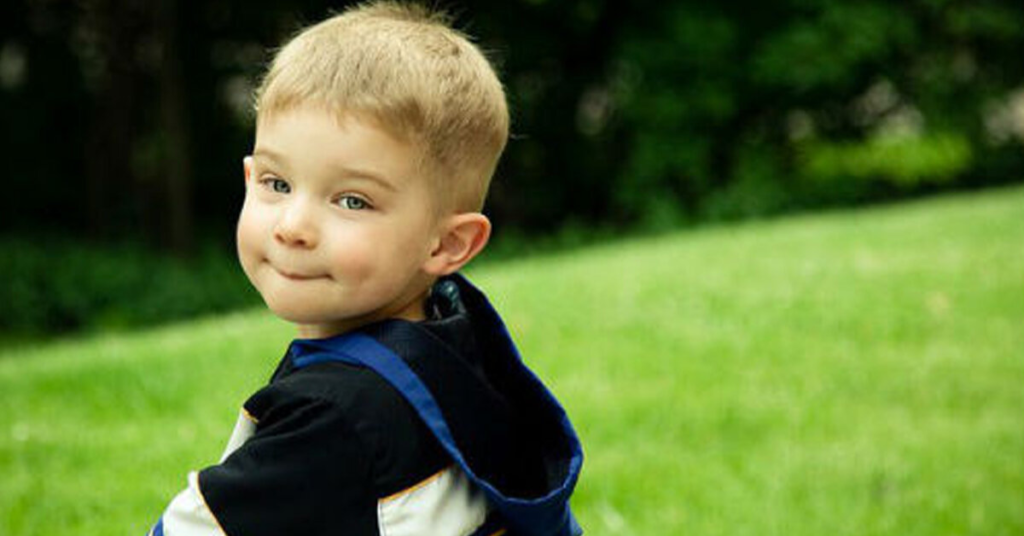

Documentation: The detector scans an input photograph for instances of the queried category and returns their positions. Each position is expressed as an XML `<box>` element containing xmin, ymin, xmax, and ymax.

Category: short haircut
<box><xmin>255</xmin><ymin>1</ymin><xmax>509</xmax><ymax>212</ymax></box>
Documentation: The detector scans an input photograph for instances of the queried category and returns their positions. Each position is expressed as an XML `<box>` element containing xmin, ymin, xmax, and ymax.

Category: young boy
<box><xmin>146</xmin><ymin>3</ymin><xmax>582</xmax><ymax>536</ymax></box>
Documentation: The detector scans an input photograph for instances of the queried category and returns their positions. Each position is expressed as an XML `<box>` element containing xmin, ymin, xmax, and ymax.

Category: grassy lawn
<box><xmin>2</xmin><ymin>186</ymin><xmax>1022</xmax><ymax>535</ymax></box>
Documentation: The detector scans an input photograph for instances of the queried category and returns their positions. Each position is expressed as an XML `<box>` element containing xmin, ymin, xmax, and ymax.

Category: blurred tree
<box><xmin>608</xmin><ymin>0</ymin><xmax>1024</xmax><ymax>222</ymax></box>
<box><xmin>77</xmin><ymin>0</ymin><xmax>150</xmax><ymax>243</ymax></box>
<box><xmin>155</xmin><ymin>0</ymin><xmax>193</xmax><ymax>253</ymax></box>
<box><xmin>2</xmin><ymin>0</ymin><xmax>1023</xmax><ymax>334</ymax></box>
<box><xmin>0</xmin><ymin>0</ymin><xmax>1021</xmax><ymax>249</ymax></box>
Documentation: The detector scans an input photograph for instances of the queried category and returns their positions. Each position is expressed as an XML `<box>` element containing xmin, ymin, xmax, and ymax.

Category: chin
<box><xmin>267</xmin><ymin>304</ymin><xmax>333</xmax><ymax>325</ymax></box>
<box><xmin>264</xmin><ymin>297</ymin><xmax>368</xmax><ymax>329</ymax></box>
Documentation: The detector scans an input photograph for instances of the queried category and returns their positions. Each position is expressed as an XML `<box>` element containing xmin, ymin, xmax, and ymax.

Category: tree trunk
<box><xmin>155</xmin><ymin>0</ymin><xmax>194</xmax><ymax>257</ymax></box>
<box><xmin>82</xmin><ymin>0</ymin><xmax>143</xmax><ymax>240</ymax></box>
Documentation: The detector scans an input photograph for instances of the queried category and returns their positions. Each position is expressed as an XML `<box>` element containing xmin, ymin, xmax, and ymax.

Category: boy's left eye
<box><xmin>337</xmin><ymin>195</ymin><xmax>371</xmax><ymax>210</ymax></box>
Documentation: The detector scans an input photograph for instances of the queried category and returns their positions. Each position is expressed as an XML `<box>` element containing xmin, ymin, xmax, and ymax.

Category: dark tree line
<box><xmin>2</xmin><ymin>0</ymin><xmax>1022</xmax><ymax>257</ymax></box>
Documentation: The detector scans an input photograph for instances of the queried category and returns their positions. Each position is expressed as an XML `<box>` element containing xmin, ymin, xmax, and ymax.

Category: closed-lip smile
<box><xmin>272</xmin><ymin>265</ymin><xmax>323</xmax><ymax>281</ymax></box>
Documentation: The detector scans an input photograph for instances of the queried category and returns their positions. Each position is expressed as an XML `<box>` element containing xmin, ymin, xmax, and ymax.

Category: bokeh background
<box><xmin>1</xmin><ymin>1</ymin><xmax>1022</xmax><ymax>535</ymax></box>
<box><xmin>1</xmin><ymin>0</ymin><xmax>1022</xmax><ymax>335</ymax></box>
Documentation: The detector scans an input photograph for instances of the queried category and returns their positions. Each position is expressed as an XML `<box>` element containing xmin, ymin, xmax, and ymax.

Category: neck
<box><xmin>294</xmin><ymin>289</ymin><xmax>431</xmax><ymax>340</ymax></box>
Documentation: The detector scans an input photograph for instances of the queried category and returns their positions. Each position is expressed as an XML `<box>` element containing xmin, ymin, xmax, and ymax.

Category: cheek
<box><xmin>325</xmin><ymin>234</ymin><xmax>377</xmax><ymax>283</ymax></box>
<box><xmin>324</xmin><ymin>225</ymin><xmax>427</xmax><ymax>286</ymax></box>
<box><xmin>236</xmin><ymin>199</ymin><xmax>269</xmax><ymax>264</ymax></box>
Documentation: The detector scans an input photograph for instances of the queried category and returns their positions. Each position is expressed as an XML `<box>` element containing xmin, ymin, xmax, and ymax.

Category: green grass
<box><xmin>2</xmin><ymin>186</ymin><xmax>1022</xmax><ymax>535</ymax></box>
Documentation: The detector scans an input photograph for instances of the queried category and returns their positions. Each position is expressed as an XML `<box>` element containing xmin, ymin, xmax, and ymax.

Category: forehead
<box><xmin>254</xmin><ymin>106</ymin><xmax>428</xmax><ymax>188</ymax></box>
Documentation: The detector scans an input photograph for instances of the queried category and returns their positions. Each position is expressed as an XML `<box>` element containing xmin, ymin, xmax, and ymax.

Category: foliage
<box><xmin>0</xmin><ymin>237</ymin><xmax>258</xmax><ymax>334</ymax></box>
<box><xmin>798</xmin><ymin>132</ymin><xmax>973</xmax><ymax>186</ymax></box>
<box><xmin>1</xmin><ymin>186</ymin><xmax>1021</xmax><ymax>534</ymax></box>
<box><xmin>606</xmin><ymin>0</ymin><xmax>1024</xmax><ymax>224</ymax></box>
<box><xmin>1</xmin><ymin>0</ymin><xmax>1023</xmax><ymax>251</ymax></box>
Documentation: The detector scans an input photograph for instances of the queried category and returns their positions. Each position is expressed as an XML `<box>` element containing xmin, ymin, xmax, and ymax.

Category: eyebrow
<box><xmin>252</xmin><ymin>147</ymin><xmax>398</xmax><ymax>193</ymax></box>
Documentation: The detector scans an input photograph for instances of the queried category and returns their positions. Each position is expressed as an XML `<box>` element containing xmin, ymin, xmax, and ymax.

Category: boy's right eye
<box><xmin>260</xmin><ymin>177</ymin><xmax>291</xmax><ymax>194</ymax></box>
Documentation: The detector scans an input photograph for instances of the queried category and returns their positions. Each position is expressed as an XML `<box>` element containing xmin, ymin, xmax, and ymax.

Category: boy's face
<box><xmin>237</xmin><ymin>106</ymin><xmax>442</xmax><ymax>338</ymax></box>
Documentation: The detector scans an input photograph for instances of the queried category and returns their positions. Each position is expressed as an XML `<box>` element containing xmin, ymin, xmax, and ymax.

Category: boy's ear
<box><xmin>423</xmin><ymin>213</ymin><xmax>491</xmax><ymax>276</ymax></box>
<box><xmin>243</xmin><ymin>156</ymin><xmax>253</xmax><ymax>183</ymax></box>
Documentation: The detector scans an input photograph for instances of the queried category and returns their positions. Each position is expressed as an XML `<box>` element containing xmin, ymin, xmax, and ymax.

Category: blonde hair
<box><xmin>255</xmin><ymin>1</ymin><xmax>509</xmax><ymax>212</ymax></box>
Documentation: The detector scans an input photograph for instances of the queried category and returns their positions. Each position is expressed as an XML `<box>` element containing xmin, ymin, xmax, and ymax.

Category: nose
<box><xmin>274</xmin><ymin>199</ymin><xmax>318</xmax><ymax>249</ymax></box>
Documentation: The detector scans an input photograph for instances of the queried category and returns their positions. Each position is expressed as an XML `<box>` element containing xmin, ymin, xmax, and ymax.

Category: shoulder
<box><xmin>250</xmin><ymin>359</ymin><xmax>396</xmax><ymax>419</ymax></box>
<box><xmin>245</xmin><ymin>359</ymin><xmax>451</xmax><ymax>498</ymax></box>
